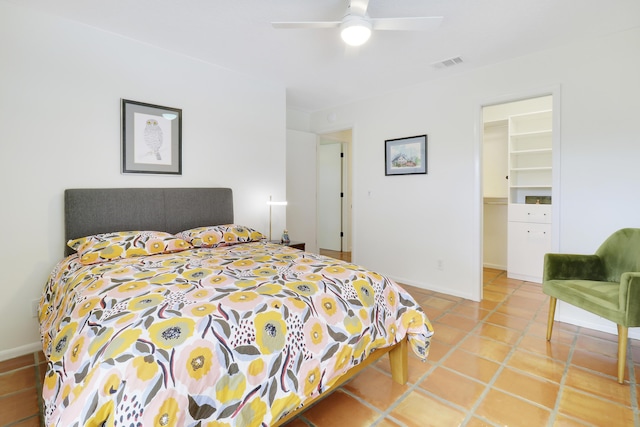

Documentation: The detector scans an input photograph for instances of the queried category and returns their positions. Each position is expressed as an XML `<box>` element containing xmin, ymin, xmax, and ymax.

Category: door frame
<box><xmin>316</xmin><ymin>126</ymin><xmax>353</xmax><ymax>255</ymax></box>
<box><xmin>475</xmin><ymin>85</ymin><xmax>562</xmax><ymax>301</ymax></box>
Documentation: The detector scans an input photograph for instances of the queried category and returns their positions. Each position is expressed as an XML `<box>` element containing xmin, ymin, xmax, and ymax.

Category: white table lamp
<box><xmin>266</xmin><ymin>195</ymin><xmax>287</xmax><ymax>241</ymax></box>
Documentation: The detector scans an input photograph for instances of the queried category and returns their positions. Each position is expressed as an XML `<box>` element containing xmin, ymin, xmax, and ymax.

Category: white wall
<box><xmin>286</xmin><ymin>109</ymin><xmax>312</xmax><ymax>133</ymax></box>
<box><xmin>307</xmin><ymin>27</ymin><xmax>640</xmax><ymax>336</ymax></box>
<box><xmin>286</xmin><ymin>129</ymin><xmax>318</xmax><ymax>253</ymax></box>
<box><xmin>0</xmin><ymin>2</ymin><xmax>286</xmax><ymax>359</ymax></box>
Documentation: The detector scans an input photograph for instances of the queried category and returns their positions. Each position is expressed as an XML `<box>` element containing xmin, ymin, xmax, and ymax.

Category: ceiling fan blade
<box><xmin>271</xmin><ymin>21</ymin><xmax>341</xmax><ymax>29</ymax></box>
<box><xmin>371</xmin><ymin>16</ymin><xmax>443</xmax><ymax>31</ymax></box>
<box><xmin>350</xmin><ymin>0</ymin><xmax>370</xmax><ymax>16</ymax></box>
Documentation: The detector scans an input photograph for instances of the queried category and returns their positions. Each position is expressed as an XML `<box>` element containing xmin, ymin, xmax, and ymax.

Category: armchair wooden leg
<box><xmin>617</xmin><ymin>324</ymin><xmax>628</xmax><ymax>384</ymax></box>
<box><xmin>546</xmin><ymin>297</ymin><xmax>557</xmax><ymax>341</ymax></box>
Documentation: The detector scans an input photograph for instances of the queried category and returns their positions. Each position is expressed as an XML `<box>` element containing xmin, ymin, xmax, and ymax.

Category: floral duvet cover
<box><xmin>40</xmin><ymin>241</ymin><xmax>433</xmax><ymax>427</ymax></box>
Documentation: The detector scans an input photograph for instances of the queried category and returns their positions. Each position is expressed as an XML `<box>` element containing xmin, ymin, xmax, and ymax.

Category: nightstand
<box><xmin>269</xmin><ymin>240</ymin><xmax>305</xmax><ymax>251</ymax></box>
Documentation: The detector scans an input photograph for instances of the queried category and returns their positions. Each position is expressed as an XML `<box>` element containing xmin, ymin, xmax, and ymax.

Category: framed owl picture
<box><xmin>121</xmin><ymin>99</ymin><xmax>182</xmax><ymax>174</ymax></box>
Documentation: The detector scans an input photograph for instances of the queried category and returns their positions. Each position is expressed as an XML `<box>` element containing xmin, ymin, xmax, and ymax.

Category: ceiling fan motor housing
<box><xmin>340</xmin><ymin>14</ymin><xmax>372</xmax><ymax>46</ymax></box>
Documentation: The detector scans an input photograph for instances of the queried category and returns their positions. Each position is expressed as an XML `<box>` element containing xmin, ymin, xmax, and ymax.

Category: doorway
<box><xmin>481</xmin><ymin>93</ymin><xmax>559</xmax><ymax>295</ymax></box>
<box><xmin>317</xmin><ymin>129</ymin><xmax>352</xmax><ymax>257</ymax></box>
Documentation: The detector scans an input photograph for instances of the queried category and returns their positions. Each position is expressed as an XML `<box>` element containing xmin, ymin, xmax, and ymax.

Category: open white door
<box><xmin>318</xmin><ymin>142</ymin><xmax>342</xmax><ymax>251</ymax></box>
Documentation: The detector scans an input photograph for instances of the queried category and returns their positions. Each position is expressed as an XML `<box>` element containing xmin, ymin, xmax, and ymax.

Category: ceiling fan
<box><xmin>271</xmin><ymin>0</ymin><xmax>443</xmax><ymax>46</ymax></box>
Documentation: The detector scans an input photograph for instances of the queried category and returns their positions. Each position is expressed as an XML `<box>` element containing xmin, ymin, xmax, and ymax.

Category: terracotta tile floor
<box><xmin>2</xmin><ymin>268</ymin><xmax>640</xmax><ymax>426</ymax></box>
<box><xmin>0</xmin><ymin>352</ymin><xmax>46</xmax><ymax>426</ymax></box>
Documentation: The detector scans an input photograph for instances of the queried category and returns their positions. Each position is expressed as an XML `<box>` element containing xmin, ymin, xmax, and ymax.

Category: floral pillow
<box><xmin>177</xmin><ymin>224</ymin><xmax>265</xmax><ymax>248</ymax></box>
<box><xmin>67</xmin><ymin>231</ymin><xmax>192</xmax><ymax>265</ymax></box>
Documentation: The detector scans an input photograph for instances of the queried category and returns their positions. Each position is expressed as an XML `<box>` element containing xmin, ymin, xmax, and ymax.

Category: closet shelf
<box><xmin>510</xmin><ymin>129</ymin><xmax>552</xmax><ymax>137</ymax></box>
<box><xmin>510</xmin><ymin>167</ymin><xmax>552</xmax><ymax>172</ymax></box>
<box><xmin>511</xmin><ymin>148</ymin><xmax>552</xmax><ymax>155</ymax></box>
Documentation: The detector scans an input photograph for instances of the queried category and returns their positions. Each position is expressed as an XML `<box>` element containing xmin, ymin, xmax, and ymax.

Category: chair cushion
<box><xmin>543</xmin><ymin>279</ymin><xmax>625</xmax><ymax>325</ymax></box>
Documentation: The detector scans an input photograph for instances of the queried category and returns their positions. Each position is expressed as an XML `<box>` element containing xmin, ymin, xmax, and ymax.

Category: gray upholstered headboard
<box><xmin>65</xmin><ymin>188</ymin><xmax>234</xmax><ymax>256</ymax></box>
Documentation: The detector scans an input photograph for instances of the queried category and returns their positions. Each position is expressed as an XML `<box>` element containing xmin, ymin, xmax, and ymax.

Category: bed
<box><xmin>39</xmin><ymin>188</ymin><xmax>433</xmax><ymax>427</ymax></box>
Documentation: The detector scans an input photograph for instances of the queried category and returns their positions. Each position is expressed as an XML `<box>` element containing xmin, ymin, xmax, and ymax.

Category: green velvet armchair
<box><xmin>543</xmin><ymin>228</ymin><xmax>640</xmax><ymax>384</ymax></box>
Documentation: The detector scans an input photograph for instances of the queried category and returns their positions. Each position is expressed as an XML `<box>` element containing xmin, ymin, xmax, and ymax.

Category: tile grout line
<box><xmin>420</xmin><ymin>272</ymin><xmax>611</xmax><ymax>426</ymax></box>
<box><xmin>433</xmin><ymin>280</ymin><xmax>510</xmax><ymax>425</ymax></box>
<box><xmin>476</xmin><ymin>282</ymin><xmax>637</xmax><ymax>426</ymax></box>
<box><xmin>546</xmin><ymin>317</ymin><xmax>580</xmax><ymax>426</ymax></box>
<box><xmin>349</xmin><ymin>284</ymin><xmax>489</xmax><ymax>426</ymax></box>
<box><xmin>403</xmin><ymin>270</ymin><xmax>521</xmax><ymax>426</ymax></box>
<box><xmin>491</xmin><ymin>282</ymin><xmax>604</xmax><ymax>427</ymax></box>
<box><xmin>338</xmin><ymin>379</ymin><xmax>407</xmax><ymax>427</ymax></box>
<box><xmin>429</xmin><ymin>270</ymin><xmax>552</xmax><ymax>425</ymax></box>
<box><xmin>363</xmin><ymin>288</ymin><xmax>478</xmax><ymax>424</ymax></box>
<box><xmin>516</xmin><ymin>306</ymin><xmax>639</xmax><ymax>426</ymax></box>
<box><xmin>548</xmin><ymin>324</ymin><xmax>640</xmax><ymax>426</ymax></box>
<box><xmin>453</xmin><ymin>275</ymin><xmax>639</xmax><ymax>426</ymax></box>
<box><xmin>457</xmin><ymin>272</ymin><xmax>543</xmax><ymax>426</ymax></box>
<box><xmin>455</xmin><ymin>270</ymin><xmax>517</xmax><ymax>426</ymax></box>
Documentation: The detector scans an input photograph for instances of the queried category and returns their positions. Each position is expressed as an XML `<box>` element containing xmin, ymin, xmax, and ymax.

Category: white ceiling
<box><xmin>13</xmin><ymin>0</ymin><xmax>640</xmax><ymax>112</ymax></box>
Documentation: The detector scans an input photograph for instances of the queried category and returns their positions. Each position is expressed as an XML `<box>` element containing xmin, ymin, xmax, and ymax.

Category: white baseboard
<box><xmin>388</xmin><ymin>274</ymin><xmax>476</xmax><ymax>301</ymax></box>
<box><xmin>507</xmin><ymin>271</ymin><xmax>542</xmax><ymax>284</ymax></box>
<box><xmin>556</xmin><ymin>302</ymin><xmax>640</xmax><ymax>340</ymax></box>
<box><xmin>0</xmin><ymin>342</ymin><xmax>42</xmax><ymax>362</ymax></box>
<box><xmin>483</xmin><ymin>262</ymin><xmax>506</xmax><ymax>270</ymax></box>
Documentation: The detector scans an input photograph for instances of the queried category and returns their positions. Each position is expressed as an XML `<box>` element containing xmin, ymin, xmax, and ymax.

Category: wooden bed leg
<box><xmin>389</xmin><ymin>339</ymin><xmax>408</xmax><ymax>385</ymax></box>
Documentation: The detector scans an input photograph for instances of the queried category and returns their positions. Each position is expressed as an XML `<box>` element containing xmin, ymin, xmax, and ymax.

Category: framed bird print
<box><xmin>121</xmin><ymin>99</ymin><xmax>182</xmax><ymax>174</ymax></box>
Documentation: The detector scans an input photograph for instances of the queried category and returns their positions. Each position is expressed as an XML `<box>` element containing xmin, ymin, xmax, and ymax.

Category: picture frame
<box><xmin>121</xmin><ymin>99</ymin><xmax>182</xmax><ymax>175</ymax></box>
<box><xmin>385</xmin><ymin>134</ymin><xmax>427</xmax><ymax>176</ymax></box>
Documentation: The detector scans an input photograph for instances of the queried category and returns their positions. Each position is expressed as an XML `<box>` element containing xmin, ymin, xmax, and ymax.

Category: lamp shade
<box><xmin>267</xmin><ymin>195</ymin><xmax>287</xmax><ymax>241</ymax></box>
<box><xmin>340</xmin><ymin>16</ymin><xmax>372</xmax><ymax>46</ymax></box>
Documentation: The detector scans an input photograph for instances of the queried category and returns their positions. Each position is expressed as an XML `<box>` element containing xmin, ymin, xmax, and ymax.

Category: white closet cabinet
<box><xmin>507</xmin><ymin>204</ymin><xmax>551</xmax><ymax>282</ymax></box>
<box><xmin>507</xmin><ymin>109</ymin><xmax>553</xmax><ymax>282</ymax></box>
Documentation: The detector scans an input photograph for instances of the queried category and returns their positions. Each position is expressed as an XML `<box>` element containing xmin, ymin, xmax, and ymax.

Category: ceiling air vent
<box><xmin>432</xmin><ymin>56</ymin><xmax>463</xmax><ymax>69</ymax></box>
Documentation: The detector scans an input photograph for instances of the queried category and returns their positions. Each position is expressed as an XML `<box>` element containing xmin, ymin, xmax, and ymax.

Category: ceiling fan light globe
<box><xmin>340</xmin><ymin>18</ymin><xmax>372</xmax><ymax>46</ymax></box>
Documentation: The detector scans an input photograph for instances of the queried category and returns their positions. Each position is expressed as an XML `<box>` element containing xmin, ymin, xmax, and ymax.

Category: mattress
<box><xmin>39</xmin><ymin>231</ymin><xmax>433</xmax><ymax>426</ymax></box>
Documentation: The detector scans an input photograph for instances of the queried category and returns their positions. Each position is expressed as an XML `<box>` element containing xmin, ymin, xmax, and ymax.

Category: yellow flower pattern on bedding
<box><xmin>68</xmin><ymin>231</ymin><xmax>192</xmax><ymax>265</ymax></box>
<box><xmin>39</xmin><ymin>242</ymin><xmax>433</xmax><ymax>426</ymax></box>
<box><xmin>177</xmin><ymin>224</ymin><xmax>265</xmax><ymax>248</ymax></box>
